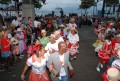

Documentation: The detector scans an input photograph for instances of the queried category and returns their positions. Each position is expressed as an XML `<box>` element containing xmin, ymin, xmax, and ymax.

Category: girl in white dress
<box><xmin>67</xmin><ymin>27</ymin><xmax>79</xmax><ymax>60</ymax></box>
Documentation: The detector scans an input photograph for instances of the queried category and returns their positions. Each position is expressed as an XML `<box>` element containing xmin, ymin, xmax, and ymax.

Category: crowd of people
<box><xmin>1</xmin><ymin>14</ymin><xmax>120</xmax><ymax>81</ymax></box>
<box><xmin>0</xmin><ymin>15</ymin><xmax>81</xmax><ymax>81</ymax></box>
<box><xmin>92</xmin><ymin>17</ymin><xmax>120</xmax><ymax>81</ymax></box>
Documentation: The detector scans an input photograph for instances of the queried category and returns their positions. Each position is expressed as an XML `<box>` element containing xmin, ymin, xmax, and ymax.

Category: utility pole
<box><xmin>22</xmin><ymin>0</ymin><xmax>35</xmax><ymax>26</ymax></box>
<box><xmin>101</xmin><ymin>0</ymin><xmax>105</xmax><ymax>17</ymax></box>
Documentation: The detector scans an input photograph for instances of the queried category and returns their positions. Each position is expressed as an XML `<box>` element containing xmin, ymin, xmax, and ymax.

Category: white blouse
<box><xmin>67</xmin><ymin>33</ymin><xmax>79</xmax><ymax>44</ymax></box>
<box><xmin>45</xmin><ymin>42</ymin><xmax>58</xmax><ymax>59</ymax></box>
<box><xmin>27</xmin><ymin>56</ymin><xmax>47</xmax><ymax>74</ymax></box>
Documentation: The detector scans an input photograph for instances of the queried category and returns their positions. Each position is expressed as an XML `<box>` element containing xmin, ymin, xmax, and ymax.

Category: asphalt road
<box><xmin>0</xmin><ymin>26</ymin><xmax>105</xmax><ymax>81</ymax></box>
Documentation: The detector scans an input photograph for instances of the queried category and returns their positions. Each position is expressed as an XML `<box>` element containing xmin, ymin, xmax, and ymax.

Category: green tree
<box><xmin>80</xmin><ymin>0</ymin><xmax>95</xmax><ymax>15</ymax></box>
<box><xmin>0</xmin><ymin>0</ymin><xmax>11</xmax><ymax>4</ymax></box>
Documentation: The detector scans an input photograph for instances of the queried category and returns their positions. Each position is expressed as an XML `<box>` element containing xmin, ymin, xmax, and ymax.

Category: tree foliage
<box><xmin>0</xmin><ymin>0</ymin><xmax>11</xmax><ymax>4</ymax></box>
<box><xmin>80</xmin><ymin>0</ymin><xmax>95</xmax><ymax>9</ymax></box>
<box><xmin>106</xmin><ymin>0</ymin><xmax>119</xmax><ymax>7</ymax></box>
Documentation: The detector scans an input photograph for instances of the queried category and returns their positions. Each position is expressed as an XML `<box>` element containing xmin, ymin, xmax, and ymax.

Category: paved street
<box><xmin>0</xmin><ymin>26</ymin><xmax>104</xmax><ymax>81</ymax></box>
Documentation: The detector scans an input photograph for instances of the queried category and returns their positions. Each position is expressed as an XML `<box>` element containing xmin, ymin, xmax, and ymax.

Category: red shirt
<box><xmin>111</xmin><ymin>39</ymin><xmax>120</xmax><ymax>55</ymax></box>
<box><xmin>1</xmin><ymin>37</ymin><xmax>10</xmax><ymax>52</ymax></box>
<box><xmin>117</xmin><ymin>23</ymin><xmax>120</xmax><ymax>30</ymax></box>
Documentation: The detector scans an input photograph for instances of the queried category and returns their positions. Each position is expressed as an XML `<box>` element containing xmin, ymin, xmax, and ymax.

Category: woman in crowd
<box><xmin>67</xmin><ymin>27</ymin><xmax>79</xmax><ymax>60</ymax></box>
<box><xmin>16</xmin><ymin>28</ymin><xmax>24</xmax><ymax>56</ymax></box>
<box><xmin>1</xmin><ymin>29</ymin><xmax>12</xmax><ymax>71</ymax></box>
<box><xmin>40</xmin><ymin>29</ymin><xmax>49</xmax><ymax>47</ymax></box>
<box><xmin>21</xmin><ymin>47</ymin><xmax>50</xmax><ymax>81</ymax></box>
<box><xmin>68</xmin><ymin>17</ymin><xmax>77</xmax><ymax>29</ymax></box>
<box><xmin>22</xmin><ymin>17</ymin><xmax>27</xmax><ymax>27</ymax></box>
<box><xmin>28</xmin><ymin>17</ymin><xmax>33</xmax><ymax>27</ymax></box>
<box><xmin>26</xmin><ymin>24</ymin><xmax>33</xmax><ymax>46</ymax></box>
<box><xmin>27</xmin><ymin>38</ymin><xmax>40</xmax><ymax>58</ymax></box>
<box><xmin>93</xmin><ymin>27</ymin><xmax>106</xmax><ymax>56</ymax></box>
<box><xmin>54</xmin><ymin>29</ymin><xmax>64</xmax><ymax>44</ymax></box>
<box><xmin>10</xmin><ymin>33</ymin><xmax>20</xmax><ymax>62</ymax></box>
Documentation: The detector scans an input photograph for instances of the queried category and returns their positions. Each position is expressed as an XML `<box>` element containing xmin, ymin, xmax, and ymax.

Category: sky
<box><xmin>35</xmin><ymin>0</ymin><xmax>104</xmax><ymax>16</ymax></box>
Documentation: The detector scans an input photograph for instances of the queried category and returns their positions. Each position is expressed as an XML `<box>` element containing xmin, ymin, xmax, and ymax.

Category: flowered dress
<box><xmin>10</xmin><ymin>37</ymin><xmax>20</xmax><ymax>55</ymax></box>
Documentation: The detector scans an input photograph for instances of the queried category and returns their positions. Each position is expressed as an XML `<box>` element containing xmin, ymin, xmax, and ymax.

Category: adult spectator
<box><xmin>34</xmin><ymin>17</ymin><xmax>41</xmax><ymax>38</ymax></box>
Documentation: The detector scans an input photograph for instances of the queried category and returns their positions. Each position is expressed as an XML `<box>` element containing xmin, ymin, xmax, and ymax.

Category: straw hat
<box><xmin>99</xmin><ymin>27</ymin><xmax>106</xmax><ymax>31</ymax></box>
<box><xmin>17</xmin><ymin>28</ymin><xmax>22</xmax><ymax>32</ymax></box>
<box><xmin>107</xmin><ymin>68</ymin><xmax>120</xmax><ymax>81</ymax></box>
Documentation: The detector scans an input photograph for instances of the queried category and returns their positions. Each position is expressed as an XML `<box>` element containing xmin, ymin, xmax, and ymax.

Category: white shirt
<box><xmin>63</xmin><ymin>28</ymin><xmax>68</xmax><ymax>37</ymax></box>
<box><xmin>12</xmin><ymin>19</ymin><xmax>19</xmax><ymax>26</ymax></box>
<box><xmin>67</xmin><ymin>33</ymin><xmax>79</xmax><ymax>44</ymax></box>
<box><xmin>45</xmin><ymin>42</ymin><xmax>58</xmax><ymax>60</ymax></box>
<box><xmin>106</xmin><ymin>28</ymin><xmax>116</xmax><ymax>34</ymax></box>
<box><xmin>59</xmin><ymin>54</ymin><xmax>66</xmax><ymax>79</ymax></box>
<box><xmin>34</xmin><ymin>20</ymin><xmax>41</xmax><ymax>28</ymax></box>
<box><xmin>10</xmin><ymin>37</ymin><xmax>18</xmax><ymax>45</ymax></box>
<box><xmin>56</xmin><ymin>37</ymin><xmax>64</xmax><ymax>44</ymax></box>
<box><xmin>27</xmin><ymin>55</ymin><xmax>47</xmax><ymax>74</ymax></box>
<box><xmin>68</xmin><ymin>23</ymin><xmax>77</xmax><ymax>28</ymax></box>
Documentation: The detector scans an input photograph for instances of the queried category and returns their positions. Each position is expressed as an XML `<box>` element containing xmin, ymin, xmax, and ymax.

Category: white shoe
<box><xmin>96</xmin><ymin>67</ymin><xmax>100</xmax><ymax>72</ymax></box>
<box><xmin>100</xmin><ymin>64</ymin><xmax>103</xmax><ymax>68</ymax></box>
<box><xmin>74</xmin><ymin>56</ymin><xmax>76</xmax><ymax>59</ymax></box>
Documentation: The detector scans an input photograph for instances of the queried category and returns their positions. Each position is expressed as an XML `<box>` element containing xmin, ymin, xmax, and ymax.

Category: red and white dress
<box><xmin>27</xmin><ymin>55</ymin><xmax>50</xmax><ymax>81</ymax></box>
<box><xmin>67</xmin><ymin>33</ymin><xmax>79</xmax><ymax>57</ymax></box>
<box><xmin>98</xmin><ymin>40</ymin><xmax>112</xmax><ymax>64</ymax></box>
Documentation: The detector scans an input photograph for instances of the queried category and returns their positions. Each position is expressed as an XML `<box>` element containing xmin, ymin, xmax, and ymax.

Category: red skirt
<box><xmin>68</xmin><ymin>43</ymin><xmax>79</xmax><ymax>57</ymax></box>
<box><xmin>29</xmin><ymin>71</ymin><xmax>50</xmax><ymax>81</ymax></box>
<box><xmin>98</xmin><ymin>50</ymin><xmax>110</xmax><ymax>64</ymax></box>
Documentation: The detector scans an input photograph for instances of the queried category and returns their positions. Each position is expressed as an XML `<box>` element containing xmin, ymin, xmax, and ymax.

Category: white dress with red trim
<box><xmin>26</xmin><ymin>55</ymin><xmax>50</xmax><ymax>81</ymax></box>
<box><xmin>67</xmin><ymin>33</ymin><xmax>79</xmax><ymax>57</ymax></box>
